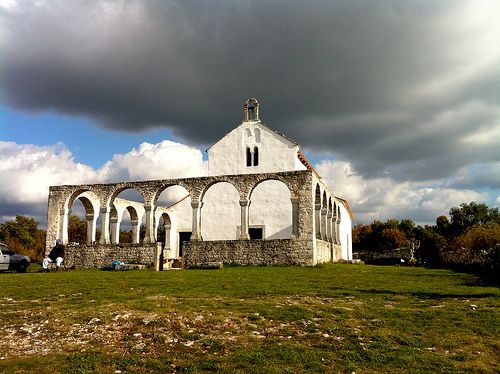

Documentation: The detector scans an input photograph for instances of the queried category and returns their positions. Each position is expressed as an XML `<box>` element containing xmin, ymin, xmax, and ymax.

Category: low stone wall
<box><xmin>315</xmin><ymin>240</ymin><xmax>343</xmax><ymax>263</ymax></box>
<box><xmin>316</xmin><ymin>240</ymin><xmax>332</xmax><ymax>263</ymax></box>
<box><xmin>183</xmin><ymin>239</ymin><xmax>314</xmax><ymax>268</ymax></box>
<box><xmin>64</xmin><ymin>243</ymin><xmax>158</xmax><ymax>269</ymax></box>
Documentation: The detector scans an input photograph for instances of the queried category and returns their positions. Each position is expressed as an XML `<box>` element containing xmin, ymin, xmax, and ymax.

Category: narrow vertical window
<box><xmin>246</xmin><ymin>147</ymin><xmax>252</xmax><ymax>167</ymax></box>
<box><xmin>253</xmin><ymin>146</ymin><xmax>259</xmax><ymax>166</ymax></box>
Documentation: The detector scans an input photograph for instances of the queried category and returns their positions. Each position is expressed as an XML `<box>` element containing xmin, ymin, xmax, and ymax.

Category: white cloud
<box><xmin>98</xmin><ymin>140</ymin><xmax>207</xmax><ymax>181</ymax></box>
<box><xmin>0</xmin><ymin>140</ymin><xmax>207</xmax><ymax>222</ymax></box>
<box><xmin>316</xmin><ymin>159</ymin><xmax>488</xmax><ymax>224</ymax></box>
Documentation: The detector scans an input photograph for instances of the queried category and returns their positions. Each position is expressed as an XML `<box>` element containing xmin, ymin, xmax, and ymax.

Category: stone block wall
<box><xmin>64</xmin><ymin>243</ymin><xmax>158</xmax><ymax>269</ymax></box>
<box><xmin>183</xmin><ymin>239</ymin><xmax>314</xmax><ymax>268</ymax></box>
<box><xmin>315</xmin><ymin>240</ymin><xmax>343</xmax><ymax>263</ymax></box>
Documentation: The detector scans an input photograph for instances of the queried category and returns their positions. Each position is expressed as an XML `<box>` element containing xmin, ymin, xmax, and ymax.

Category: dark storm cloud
<box><xmin>2</xmin><ymin>0</ymin><xmax>499</xmax><ymax>183</ymax></box>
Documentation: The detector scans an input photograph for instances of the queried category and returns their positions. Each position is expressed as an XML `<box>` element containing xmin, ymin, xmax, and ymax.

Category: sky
<box><xmin>1</xmin><ymin>0</ymin><xmax>499</xmax><ymax>227</ymax></box>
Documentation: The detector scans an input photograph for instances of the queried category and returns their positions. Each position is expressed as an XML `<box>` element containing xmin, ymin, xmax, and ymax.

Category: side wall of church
<box><xmin>338</xmin><ymin>203</ymin><xmax>353</xmax><ymax>260</ymax></box>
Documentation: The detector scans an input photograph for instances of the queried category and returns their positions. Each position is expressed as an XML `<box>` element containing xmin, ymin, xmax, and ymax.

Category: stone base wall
<box><xmin>183</xmin><ymin>239</ymin><xmax>314</xmax><ymax>268</ymax></box>
<box><xmin>315</xmin><ymin>240</ymin><xmax>343</xmax><ymax>263</ymax></box>
<box><xmin>64</xmin><ymin>243</ymin><xmax>158</xmax><ymax>269</ymax></box>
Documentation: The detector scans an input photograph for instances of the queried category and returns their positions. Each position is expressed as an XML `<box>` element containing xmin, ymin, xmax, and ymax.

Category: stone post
<box><xmin>291</xmin><ymin>196</ymin><xmax>300</xmax><ymax>239</ymax></box>
<box><xmin>131</xmin><ymin>219</ymin><xmax>140</xmax><ymax>243</ymax></box>
<box><xmin>190</xmin><ymin>201</ymin><xmax>203</xmax><ymax>241</ymax></box>
<box><xmin>326</xmin><ymin>212</ymin><xmax>333</xmax><ymax>243</ymax></box>
<box><xmin>110</xmin><ymin>217</ymin><xmax>119</xmax><ymax>244</ymax></box>
<box><xmin>321</xmin><ymin>208</ymin><xmax>327</xmax><ymax>241</ymax></box>
<box><xmin>85</xmin><ymin>213</ymin><xmax>96</xmax><ymax>245</ymax></box>
<box><xmin>99</xmin><ymin>206</ymin><xmax>111</xmax><ymax>244</ymax></box>
<box><xmin>164</xmin><ymin>224</ymin><xmax>171</xmax><ymax>249</ymax></box>
<box><xmin>59</xmin><ymin>207</ymin><xmax>69</xmax><ymax>245</ymax></box>
<box><xmin>143</xmin><ymin>205</ymin><xmax>156</xmax><ymax>243</ymax></box>
<box><xmin>239</xmin><ymin>199</ymin><xmax>250</xmax><ymax>240</ymax></box>
<box><xmin>335</xmin><ymin>219</ymin><xmax>341</xmax><ymax>244</ymax></box>
<box><xmin>315</xmin><ymin>203</ymin><xmax>322</xmax><ymax>240</ymax></box>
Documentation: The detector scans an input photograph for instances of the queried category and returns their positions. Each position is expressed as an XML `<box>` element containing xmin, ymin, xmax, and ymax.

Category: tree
<box><xmin>379</xmin><ymin>227</ymin><xmax>407</xmax><ymax>251</ymax></box>
<box><xmin>449</xmin><ymin>202</ymin><xmax>500</xmax><ymax>236</ymax></box>
<box><xmin>0</xmin><ymin>215</ymin><xmax>46</xmax><ymax>262</ymax></box>
<box><xmin>68</xmin><ymin>215</ymin><xmax>87</xmax><ymax>244</ymax></box>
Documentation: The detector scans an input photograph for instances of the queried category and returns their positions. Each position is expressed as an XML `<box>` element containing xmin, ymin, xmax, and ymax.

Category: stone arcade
<box><xmin>46</xmin><ymin>99</ymin><xmax>353</xmax><ymax>268</ymax></box>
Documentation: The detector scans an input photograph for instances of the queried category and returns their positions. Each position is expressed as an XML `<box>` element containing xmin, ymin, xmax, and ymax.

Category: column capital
<box><xmin>290</xmin><ymin>197</ymin><xmax>300</xmax><ymax>204</ymax></box>
<box><xmin>239</xmin><ymin>199</ymin><xmax>250</xmax><ymax>207</ymax></box>
<box><xmin>144</xmin><ymin>204</ymin><xmax>154</xmax><ymax>212</ymax></box>
<box><xmin>110</xmin><ymin>217</ymin><xmax>118</xmax><ymax>224</ymax></box>
<box><xmin>131</xmin><ymin>219</ymin><xmax>139</xmax><ymax>226</ymax></box>
<box><xmin>191</xmin><ymin>201</ymin><xmax>203</xmax><ymax>209</ymax></box>
<box><xmin>85</xmin><ymin>214</ymin><xmax>95</xmax><ymax>221</ymax></box>
<box><xmin>100</xmin><ymin>207</ymin><xmax>110</xmax><ymax>214</ymax></box>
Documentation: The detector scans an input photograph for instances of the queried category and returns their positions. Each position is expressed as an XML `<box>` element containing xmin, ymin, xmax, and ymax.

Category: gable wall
<box><xmin>208</xmin><ymin>122</ymin><xmax>306</xmax><ymax>176</ymax></box>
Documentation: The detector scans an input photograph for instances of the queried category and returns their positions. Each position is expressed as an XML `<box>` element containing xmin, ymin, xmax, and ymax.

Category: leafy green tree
<box><xmin>68</xmin><ymin>215</ymin><xmax>87</xmax><ymax>244</ymax></box>
<box><xmin>449</xmin><ymin>202</ymin><xmax>500</xmax><ymax>236</ymax></box>
<box><xmin>0</xmin><ymin>215</ymin><xmax>46</xmax><ymax>262</ymax></box>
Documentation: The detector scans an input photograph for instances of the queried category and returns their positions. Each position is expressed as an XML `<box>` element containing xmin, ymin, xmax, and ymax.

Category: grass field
<box><xmin>0</xmin><ymin>264</ymin><xmax>498</xmax><ymax>373</ymax></box>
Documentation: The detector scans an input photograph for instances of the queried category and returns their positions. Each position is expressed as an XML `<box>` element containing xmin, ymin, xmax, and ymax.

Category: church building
<box><xmin>46</xmin><ymin>98</ymin><xmax>353</xmax><ymax>268</ymax></box>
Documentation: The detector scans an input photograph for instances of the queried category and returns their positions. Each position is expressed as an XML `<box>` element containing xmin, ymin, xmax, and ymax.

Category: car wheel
<box><xmin>16</xmin><ymin>260</ymin><xmax>28</xmax><ymax>273</ymax></box>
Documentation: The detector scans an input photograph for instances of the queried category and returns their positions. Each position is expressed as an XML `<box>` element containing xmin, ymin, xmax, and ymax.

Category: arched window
<box><xmin>254</xmin><ymin>128</ymin><xmax>261</xmax><ymax>143</ymax></box>
<box><xmin>246</xmin><ymin>147</ymin><xmax>252</xmax><ymax>167</ymax></box>
<box><xmin>253</xmin><ymin>146</ymin><xmax>259</xmax><ymax>166</ymax></box>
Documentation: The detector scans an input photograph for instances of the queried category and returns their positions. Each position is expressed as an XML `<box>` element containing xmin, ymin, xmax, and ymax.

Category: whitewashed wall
<box><xmin>338</xmin><ymin>202</ymin><xmax>353</xmax><ymax>260</ymax></box>
<box><xmin>208</xmin><ymin>121</ymin><xmax>306</xmax><ymax>176</ymax></box>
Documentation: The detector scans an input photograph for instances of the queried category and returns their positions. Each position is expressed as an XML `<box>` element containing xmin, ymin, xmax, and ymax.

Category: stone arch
<box><xmin>156</xmin><ymin>212</ymin><xmax>172</xmax><ymax>249</ymax></box>
<box><xmin>248</xmin><ymin>179</ymin><xmax>292</xmax><ymax>239</ymax></box>
<box><xmin>243</xmin><ymin>97</ymin><xmax>259</xmax><ymax>122</ymax></box>
<box><xmin>201</xmin><ymin>181</ymin><xmax>240</xmax><ymax>240</ymax></box>
<box><xmin>109</xmin><ymin>187</ymin><xmax>146</xmax><ymax>243</ymax></box>
<box><xmin>63</xmin><ymin>189</ymin><xmax>100</xmax><ymax>245</ymax></box>
<box><xmin>155</xmin><ymin>184</ymin><xmax>192</xmax><ymax>255</ymax></box>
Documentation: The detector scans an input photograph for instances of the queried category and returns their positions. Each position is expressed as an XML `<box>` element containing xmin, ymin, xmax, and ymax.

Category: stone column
<box><xmin>58</xmin><ymin>207</ymin><xmax>69</xmax><ymax>245</ymax></box>
<box><xmin>85</xmin><ymin>214</ymin><xmax>96</xmax><ymax>245</ymax></box>
<box><xmin>99</xmin><ymin>207</ymin><xmax>111</xmax><ymax>244</ymax></box>
<box><xmin>335</xmin><ymin>219</ymin><xmax>341</xmax><ymax>244</ymax></box>
<box><xmin>110</xmin><ymin>217</ymin><xmax>119</xmax><ymax>244</ymax></box>
<box><xmin>326</xmin><ymin>212</ymin><xmax>333</xmax><ymax>242</ymax></box>
<box><xmin>143</xmin><ymin>205</ymin><xmax>156</xmax><ymax>243</ymax></box>
<box><xmin>164</xmin><ymin>224</ymin><xmax>171</xmax><ymax>249</ymax></box>
<box><xmin>131</xmin><ymin>220</ymin><xmax>140</xmax><ymax>243</ymax></box>
<box><xmin>239</xmin><ymin>199</ymin><xmax>250</xmax><ymax>240</ymax></box>
<box><xmin>320</xmin><ymin>208</ymin><xmax>327</xmax><ymax>241</ymax></box>
<box><xmin>291</xmin><ymin>196</ymin><xmax>300</xmax><ymax>239</ymax></box>
<box><xmin>190</xmin><ymin>201</ymin><xmax>203</xmax><ymax>241</ymax></box>
<box><xmin>315</xmin><ymin>203</ymin><xmax>322</xmax><ymax>240</ymax></box>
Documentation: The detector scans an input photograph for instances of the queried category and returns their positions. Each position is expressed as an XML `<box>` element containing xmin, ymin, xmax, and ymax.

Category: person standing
<box><xmin>43</xmin><ymin>239</ymin><xmax>65</xmax><ymax>271</ymax></box>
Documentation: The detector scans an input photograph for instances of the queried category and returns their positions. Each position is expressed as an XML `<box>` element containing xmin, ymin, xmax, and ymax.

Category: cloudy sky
<box><xmin>1</xmin><ymin>0</ymin><xmax>499</xmax><ymax>226</ymax></box>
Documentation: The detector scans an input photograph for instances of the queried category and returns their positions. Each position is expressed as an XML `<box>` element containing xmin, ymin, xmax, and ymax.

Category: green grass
<box><xmin>0</xmin><ymin>264</ymin><xmax>498</xmax><ymax>373</ymax></box>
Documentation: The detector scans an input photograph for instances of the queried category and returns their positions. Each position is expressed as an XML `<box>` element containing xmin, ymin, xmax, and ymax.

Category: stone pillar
<box><xmin>335</xmin><ymin>219</ymin><xmax>341</xmax><ymax>244</ymax></box>
<box><xmin>320</xmin><ymin>208</ymin><xmax>327</xmax><ymax>241</ymax></box>
<box><xmin>326</xmin><ymin>212</ymin><xmax>333</xmax><ymax>242</ymax></box>
<box><xmin>99</xmin><ymin>207</ymin><xmax>111</xmax><ymax>244</ymax></box>
<box><xmin>110</xmin><ymin>217</ymin><xmax>119</xmax><ymax>244</ymax></box>
<box><xmin>291</xmin><ymin>196</ymin><xmax>300</xmax><ymax>239</ymax></box>
<box><xmin>85</xmin><ymin>214</ymin><xmax>96</xmax><ymax>245</ymax></box>
<box><xmin>59</xmin><ymin>207</ymin><xmax>69</xmax><ymax>245</ymax></box>
<box><xmin>315</xmin><ymin>203</ymin><xmax>322</xmax><ymax>240</ymax></box>
<box><xmin>239</xmin><ymin>199</ymin><xmax>250</xmax><ymax>240</ymax></box>
<box><xmin>143</xmin><ymin>205</ymin><xmax>156</xmax><ymax>243</ymax></box>
<box><xmin>131</xmin><ymin>219</ymin><xmax>140</xmax><ymax>243</ymax></box>
<box><xmin>164</xmin><ymin>224</ymin><xmax>171</xmax><ymax>249</ymax></box>
<box><xmin>190</xmin><ymin>201</ymin><xmax>203</xmax><ymax>241</ymax></box>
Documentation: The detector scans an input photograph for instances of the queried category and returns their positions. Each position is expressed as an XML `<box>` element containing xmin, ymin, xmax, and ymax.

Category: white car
<box><xmin>0</xmin><ymin>242</ymin><xmax>30</xmax><ymax>273</ymax></box>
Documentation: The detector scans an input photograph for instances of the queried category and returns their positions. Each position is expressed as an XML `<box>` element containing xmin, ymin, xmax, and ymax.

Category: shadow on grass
<box><xmin>326</xmin><ymin>287</ymin><xmax>497</xmax><ymax>299</ymax></box>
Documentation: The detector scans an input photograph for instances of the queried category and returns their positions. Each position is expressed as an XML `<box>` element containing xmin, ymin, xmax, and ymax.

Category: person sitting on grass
<box><xmin>43</xmin><ymin>239</ymin><xmax>65</xmax><ymax>271</ymax></box>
